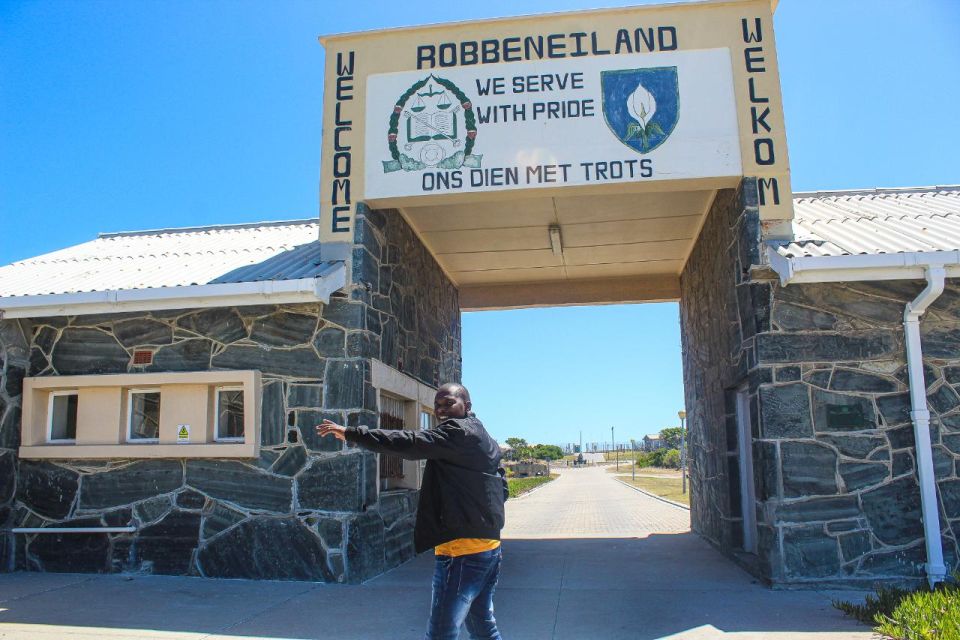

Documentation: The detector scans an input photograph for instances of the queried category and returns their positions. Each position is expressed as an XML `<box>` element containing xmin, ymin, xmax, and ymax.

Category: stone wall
<box><xmin>347</xmin><ymin>202</ymin><xmax>462</xmax><ymax>401</ymax></box>
<box><xmin>755</xmin><ymin>277</ymin><xmax>960</xmax><ymax>585</ymax></box>
<box><xmin>0</xmin><ymin>321</ymin><xmax>28</xmax><ymax>572</ymax></box>
<box><xmin>681</xmin><ymin>178</ymin><xmax>960</xmax><ymax>586</ymax></box>
<box><xmin>679</xmin><ymin>183</ymin><xmax>756</xmax><ymax>557</ymax></box>
<box><xmin>0</xmin><ymin>208</ymin><xmax>460</xmax><ymax>581</ymax></box>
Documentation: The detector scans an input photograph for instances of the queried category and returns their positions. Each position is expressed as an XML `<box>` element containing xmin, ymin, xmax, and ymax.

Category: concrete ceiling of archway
<box><xmin>395</xmin><ymin>185</ymin><xmax>724</xmax><ymax>309</ymax></box>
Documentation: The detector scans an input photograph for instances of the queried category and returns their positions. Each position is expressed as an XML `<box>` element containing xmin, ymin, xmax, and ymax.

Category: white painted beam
<box><xmin>0</xmin><ymin>266</ymin><xmax>347</xmax><ymax>319</ymax></box>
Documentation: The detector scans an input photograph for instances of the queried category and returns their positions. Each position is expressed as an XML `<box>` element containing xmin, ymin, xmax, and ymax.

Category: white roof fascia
<box><xmin>766</xmin><ymin>248</ymin><xmax>960</xmax><ymax>285</ymax></box>
<box><xmin>0</xmin><ymin>264</ymin><xmax>347</xmax><ymax>319</ymax></box>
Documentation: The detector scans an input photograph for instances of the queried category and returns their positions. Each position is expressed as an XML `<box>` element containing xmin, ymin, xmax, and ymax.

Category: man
<box><xmin>316</xmin><ymin>382</ymin><xmax>506</xmax><ymax>640</ymax></box>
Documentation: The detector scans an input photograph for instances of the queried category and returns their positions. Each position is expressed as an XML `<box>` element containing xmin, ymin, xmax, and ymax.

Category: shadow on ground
<box><xmin>0</xmin><ymin>533</ymin><xmax>871</xmax><ymax>639</ymax></box>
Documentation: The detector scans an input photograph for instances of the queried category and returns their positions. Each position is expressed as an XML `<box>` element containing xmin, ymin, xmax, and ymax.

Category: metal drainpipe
<box><xmin>903</xmin><ymin>265</ymin><xmax>948</xmax><ymax>587</ymax></box>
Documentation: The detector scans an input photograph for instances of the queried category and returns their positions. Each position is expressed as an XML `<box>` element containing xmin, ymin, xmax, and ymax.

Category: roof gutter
<box><xmin>0</xmin><ymin>265</ymin><xmax>347</xmax><ymax>320</ymax></box>
<box><xmin>768</xmin><ymin>247</ymin><xmax>955</xmax><ymax>587</ymax></box>
<box><xmin>767</xmin><ymin>248</ymin><xmax>960</xmax><ymax>284</ymax></box>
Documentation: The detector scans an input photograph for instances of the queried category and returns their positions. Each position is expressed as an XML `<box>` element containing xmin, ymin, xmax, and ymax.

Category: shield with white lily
<box><xmin>600</xmin><ymin>66</ymin><xmax>679</xmax><ymax>154</ymax></box>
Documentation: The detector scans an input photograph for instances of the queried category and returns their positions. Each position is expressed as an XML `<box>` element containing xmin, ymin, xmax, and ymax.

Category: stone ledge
<box><xmin>19</xmin><ymin>443</ymin><xmax>257</xmax><ymax>459</ymax></box>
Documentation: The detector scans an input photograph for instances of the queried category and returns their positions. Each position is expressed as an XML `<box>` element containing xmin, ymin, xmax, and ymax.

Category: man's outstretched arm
<box><xmin>316</xmin><ymin>419</ymin><xmax>466</xmax><ymax>460</ymax></box>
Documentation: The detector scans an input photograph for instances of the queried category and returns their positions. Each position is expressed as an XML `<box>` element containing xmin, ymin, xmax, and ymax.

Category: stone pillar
<box><xmin>681</xmin><ymin>178</ymin><xmax>960</xmax><ymax>586</ymax></box>
<box><xmin>679</xmin><ymin>180</ymin><xmax>765</xmax><ymax>570</ymax></box>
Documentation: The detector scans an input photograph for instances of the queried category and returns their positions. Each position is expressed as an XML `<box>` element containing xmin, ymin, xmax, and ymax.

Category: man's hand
<box><xmin>316</xmin><ymin>419</ymin><xmax>347</xmax><ymax>442</ymax></box>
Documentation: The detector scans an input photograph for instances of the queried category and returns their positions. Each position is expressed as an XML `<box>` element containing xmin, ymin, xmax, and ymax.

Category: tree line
<box><xmin>503</xmin><ymin>437</ymin><xmax>564</xmax><ymax>461</ymax></box>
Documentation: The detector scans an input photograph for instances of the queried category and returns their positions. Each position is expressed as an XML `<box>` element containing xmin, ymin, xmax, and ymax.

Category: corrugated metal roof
<box><xmin>778</xmin><ymin>186</ymin><xmax>960</xmax><ymax>258</ymax></box>
<box><xmin>0</xmin><ymin>219</ymin><xmax>334</xmax><ymax>297</ymax></box>
<box><xmin>5</xmin><ymin>185</ymin><xmax>959</xmax><ymax>297</ymax></box>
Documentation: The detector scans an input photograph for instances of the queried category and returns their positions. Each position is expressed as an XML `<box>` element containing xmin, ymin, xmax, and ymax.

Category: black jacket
<box><xmin>344</xmin><ymin>414</ymin><xmax>506</xmax><ymax>553</ymax></box>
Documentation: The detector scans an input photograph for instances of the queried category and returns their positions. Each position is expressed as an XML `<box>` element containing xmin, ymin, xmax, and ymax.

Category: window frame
<box><xmin>378</xmin><ymin>391</ymin><xmax>410</xmax><ymax>487</ymax></box>
<box><xmin>46</xmin><ymin>390</ymin><xmax>79</xmax><ymax>443</ymax></box>
<box><xmin>126</xmin><ymin>387</ymin><xmax>162</xmax><ymax>443</ymax></box>
<box><xmin>213</xmin><ymin>385</ymin><xmax>246</xmax><ymax>443</ymax></box>
<box><xmin>419</xmin><ymin>408</ymin><xmax>436</xmax><ymax>431</ymax></box>
<box><xmin>21</xmin><ymin>371</ymin><xmax>261</xmax><ymax>459</ymax></box>
<box><xmin>369</xmin><ymin>360</ymin><xmax>439</xmax><ymax>492</ymax></box>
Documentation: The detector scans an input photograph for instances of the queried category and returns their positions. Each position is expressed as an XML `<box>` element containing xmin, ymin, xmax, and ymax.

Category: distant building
<box><xmin>642</xmin><ymin>434</ymin><xmax>665</xmax><ymax>451</ymax></box>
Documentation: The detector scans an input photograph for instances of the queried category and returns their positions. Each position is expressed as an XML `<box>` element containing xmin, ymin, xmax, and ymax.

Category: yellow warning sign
<box><xmin>177</xmin><ymin>424</ymin><xmax>190</xmax><ymax>443</ymax></box>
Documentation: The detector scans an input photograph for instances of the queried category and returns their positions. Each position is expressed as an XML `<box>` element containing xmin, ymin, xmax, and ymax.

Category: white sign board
<box><xmin>176</xmin><ymin>424</ymin><xmax>190</xmax><ymax>444</ymax></box>
<box><xmin>364</xmin><ymin>48</ymin><xmax>741</xmax><ymax>200</ymax></box>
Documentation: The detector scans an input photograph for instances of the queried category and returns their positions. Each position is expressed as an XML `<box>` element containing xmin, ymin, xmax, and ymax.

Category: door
<box><xmin>735</xmin><ymin>386</ymin><xmax>758</xmax><ymax>554</ymax></box>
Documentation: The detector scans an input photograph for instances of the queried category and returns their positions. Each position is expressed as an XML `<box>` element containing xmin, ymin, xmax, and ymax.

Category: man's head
<box><xmin>434</xmin><ymin>383</ymin><xmax>471</xmax><ymax>421</ymax></box>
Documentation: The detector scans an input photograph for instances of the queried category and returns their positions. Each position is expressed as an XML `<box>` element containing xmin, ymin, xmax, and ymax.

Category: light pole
<box><xmin>678</xmin><ymin>410</ymin><xmax>687</xmax><ymax>494</ymax></box>
<box><xmin>611</xmin><ymin>426</ymin><xmax>615</xmax><ymax>464</ymax></box>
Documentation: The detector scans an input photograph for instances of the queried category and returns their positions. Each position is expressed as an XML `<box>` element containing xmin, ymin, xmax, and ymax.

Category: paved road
<box><xmin>503</xmin><ymin>466</ymin><xmax>690</xmax><ymax>538</ymax></box>
<box><xmin>0</xmin><ymin>466</ymin><xmax>874</xmax><ymax>639</ymax></box>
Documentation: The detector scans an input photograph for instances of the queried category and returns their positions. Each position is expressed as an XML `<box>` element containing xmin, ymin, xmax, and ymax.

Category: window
<box><xmin>47</xmin><ymin>391</ymin><xmax>78</xmax><ymax>442</ymax></box>
<box><xmin>420</xmin><ymin>409</ymin><xmax>435</xmax><ymax>431</ymax></box>
<box><xmin>379</xmin><ymin>394</ymin><xmax>407</xmax><ymax>485</ymax></box>
<box><xmin>369</xmin><ymin>359</ymin><xmax>436</xmax><ymax>491</ymax></box>
<box><xmin>215</xmin><ymin>386</ymin><xmax>245</xmax><ymax>442</ymax></box>
<box><xmin>380</xmin><ymin>394</ymin><xmax>406</xmax><ymax>431</ymax></box>
<box><xmin>128</xmin><ymin>389</ymin><xmax>161</xmax><ymax>442</ymax></box>
<box><xmin>21</xmin><ymin>371</ymin><xmax>260</xmax><ymax>459</ymax></box>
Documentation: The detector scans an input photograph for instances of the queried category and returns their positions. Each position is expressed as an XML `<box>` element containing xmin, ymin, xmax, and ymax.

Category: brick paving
<box><xmin>503</xmin><ymin>465</ymin><xmax>690</xmax><ymax>539</ymax></box>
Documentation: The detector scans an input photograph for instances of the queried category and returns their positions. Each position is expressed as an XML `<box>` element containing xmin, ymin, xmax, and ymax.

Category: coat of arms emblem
<box><xmin>601</xmin><ymin>66</ymin><xmax>679</xmax><ymax>154</ymax></box>
<box><xmin>382</xmin><ymin>74</ymin><xmax>482</xmax><ymax>173</ymax></box>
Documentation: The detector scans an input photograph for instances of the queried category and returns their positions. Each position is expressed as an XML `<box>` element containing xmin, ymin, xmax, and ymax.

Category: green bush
<box><xmin>834</xmin><ymin>577</ymin><xmax>960</xmax><ymax>639</ymax></box>
<box><xmin>644</xmin><ymin>448</ymin><xmax>680</xmax><ymax>468</ymax></box>
<box><xmin>507</xmin><ymin>475</ymin><xmax>556</xmax><ymax>498</ymax></box>
<box><xmin>634</xmin><ymin>452</ymin><xmax>655</xmax><ymax>467</ymax></box>
<box><xmin>650</xmin><ymin>449</ymin><xmax>666</xmax><ymax>467</ymax></box>
<box><xmin>624</xmin><ymin>449</ymin><xmax>682</xmax><ymax>469</ymax></box>
<box><xmin>834</xmin><ymin>586</ymin><xmax>918</xmax><ymax>624</ymax></box>
<box><xmin>876</xmin><ymin>586</ymin><xmax>960</xmax><ymax>639</ymax></box>
<box><xmin>662</xmin><ymin>449</ymin><xmax>681</xmax><ymax>469</ymax></box>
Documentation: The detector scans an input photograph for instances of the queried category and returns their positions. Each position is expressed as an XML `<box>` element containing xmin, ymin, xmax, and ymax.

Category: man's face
<box><xmin>434</xmin><ymin>386</ymin><xmax>469</xmax><ymax>421</ymax></box>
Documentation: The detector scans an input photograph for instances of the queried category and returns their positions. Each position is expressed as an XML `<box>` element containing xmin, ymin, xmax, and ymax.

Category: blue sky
<box><xmin>2</xmin><ymin>1</ymin><xmax>958</xmax><ymax>446</ymax></box>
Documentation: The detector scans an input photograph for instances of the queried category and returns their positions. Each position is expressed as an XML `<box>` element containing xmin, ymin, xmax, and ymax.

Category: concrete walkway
<box><xmin>0</xmin><ymin>467</ymin><xmax>873</xmax><ymax>639</ymax></box>
<box><xmin>503</xmin><ymin>465</ymin><xmax>689</xmax><ymax>538</ymax></box>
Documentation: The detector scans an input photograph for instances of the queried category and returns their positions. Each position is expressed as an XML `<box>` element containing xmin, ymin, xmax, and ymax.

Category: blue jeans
<box><xmin>425</xmin><ymin>546</ymin><xmax>502</xmax><ymax>640</ymax></box>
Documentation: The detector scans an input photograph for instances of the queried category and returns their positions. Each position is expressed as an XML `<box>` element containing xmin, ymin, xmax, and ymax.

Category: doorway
<box><xmin>736</xmin><ymin>385</ymin><xmax>758</xmax><ymax>554</ymax></box>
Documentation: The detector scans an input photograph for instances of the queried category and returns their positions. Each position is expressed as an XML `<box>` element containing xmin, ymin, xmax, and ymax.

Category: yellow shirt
<box><xmin>435</xmin><ymin>538</ymin><xmax>501</xmax><ymax>557</ymax></box>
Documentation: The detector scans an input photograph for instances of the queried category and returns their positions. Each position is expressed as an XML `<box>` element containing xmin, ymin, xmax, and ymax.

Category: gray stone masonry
<box><xmin>679</xmin><ymin>184</ymin><xmax>750</xmax><ymax>564</ymax></box>
<box><xmin>681</xmin><ymin>178</ymin><xmax>960</xmax><ymax>586</ymax></box>
<box><xmin>754</xmin><ymin>278</ymin><xmax>960</xmax><ymax>585</ymax></box>
<box><xmin>0</xmin><ymin>206</ymin><xmax>460</xmax><ymax>581</ymax></box>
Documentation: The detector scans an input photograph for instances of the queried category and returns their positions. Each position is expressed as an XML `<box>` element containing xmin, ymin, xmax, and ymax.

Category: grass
<box><xmin>507</xmin><ymin>474</ymin><xmax>558</xmax><ymax>498</ymax></box>
<box><xmin>833</xmin><ymin>578</ymin><xmax>960</xmax><ymax>639</ymax></box>
<box><xmin>606</xmin><ymin>465</ymin><xmax>680</xmax><ymax>477</ymax></box>
<box><xmin>602</xmin><ymin>451</ymin><xmax>647</xmax><ymax>463</ymax></box>
<box><xmin>618</xmin><ymin>475</ymin><xmax>690</xmax><ymax>506</ymax></box>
